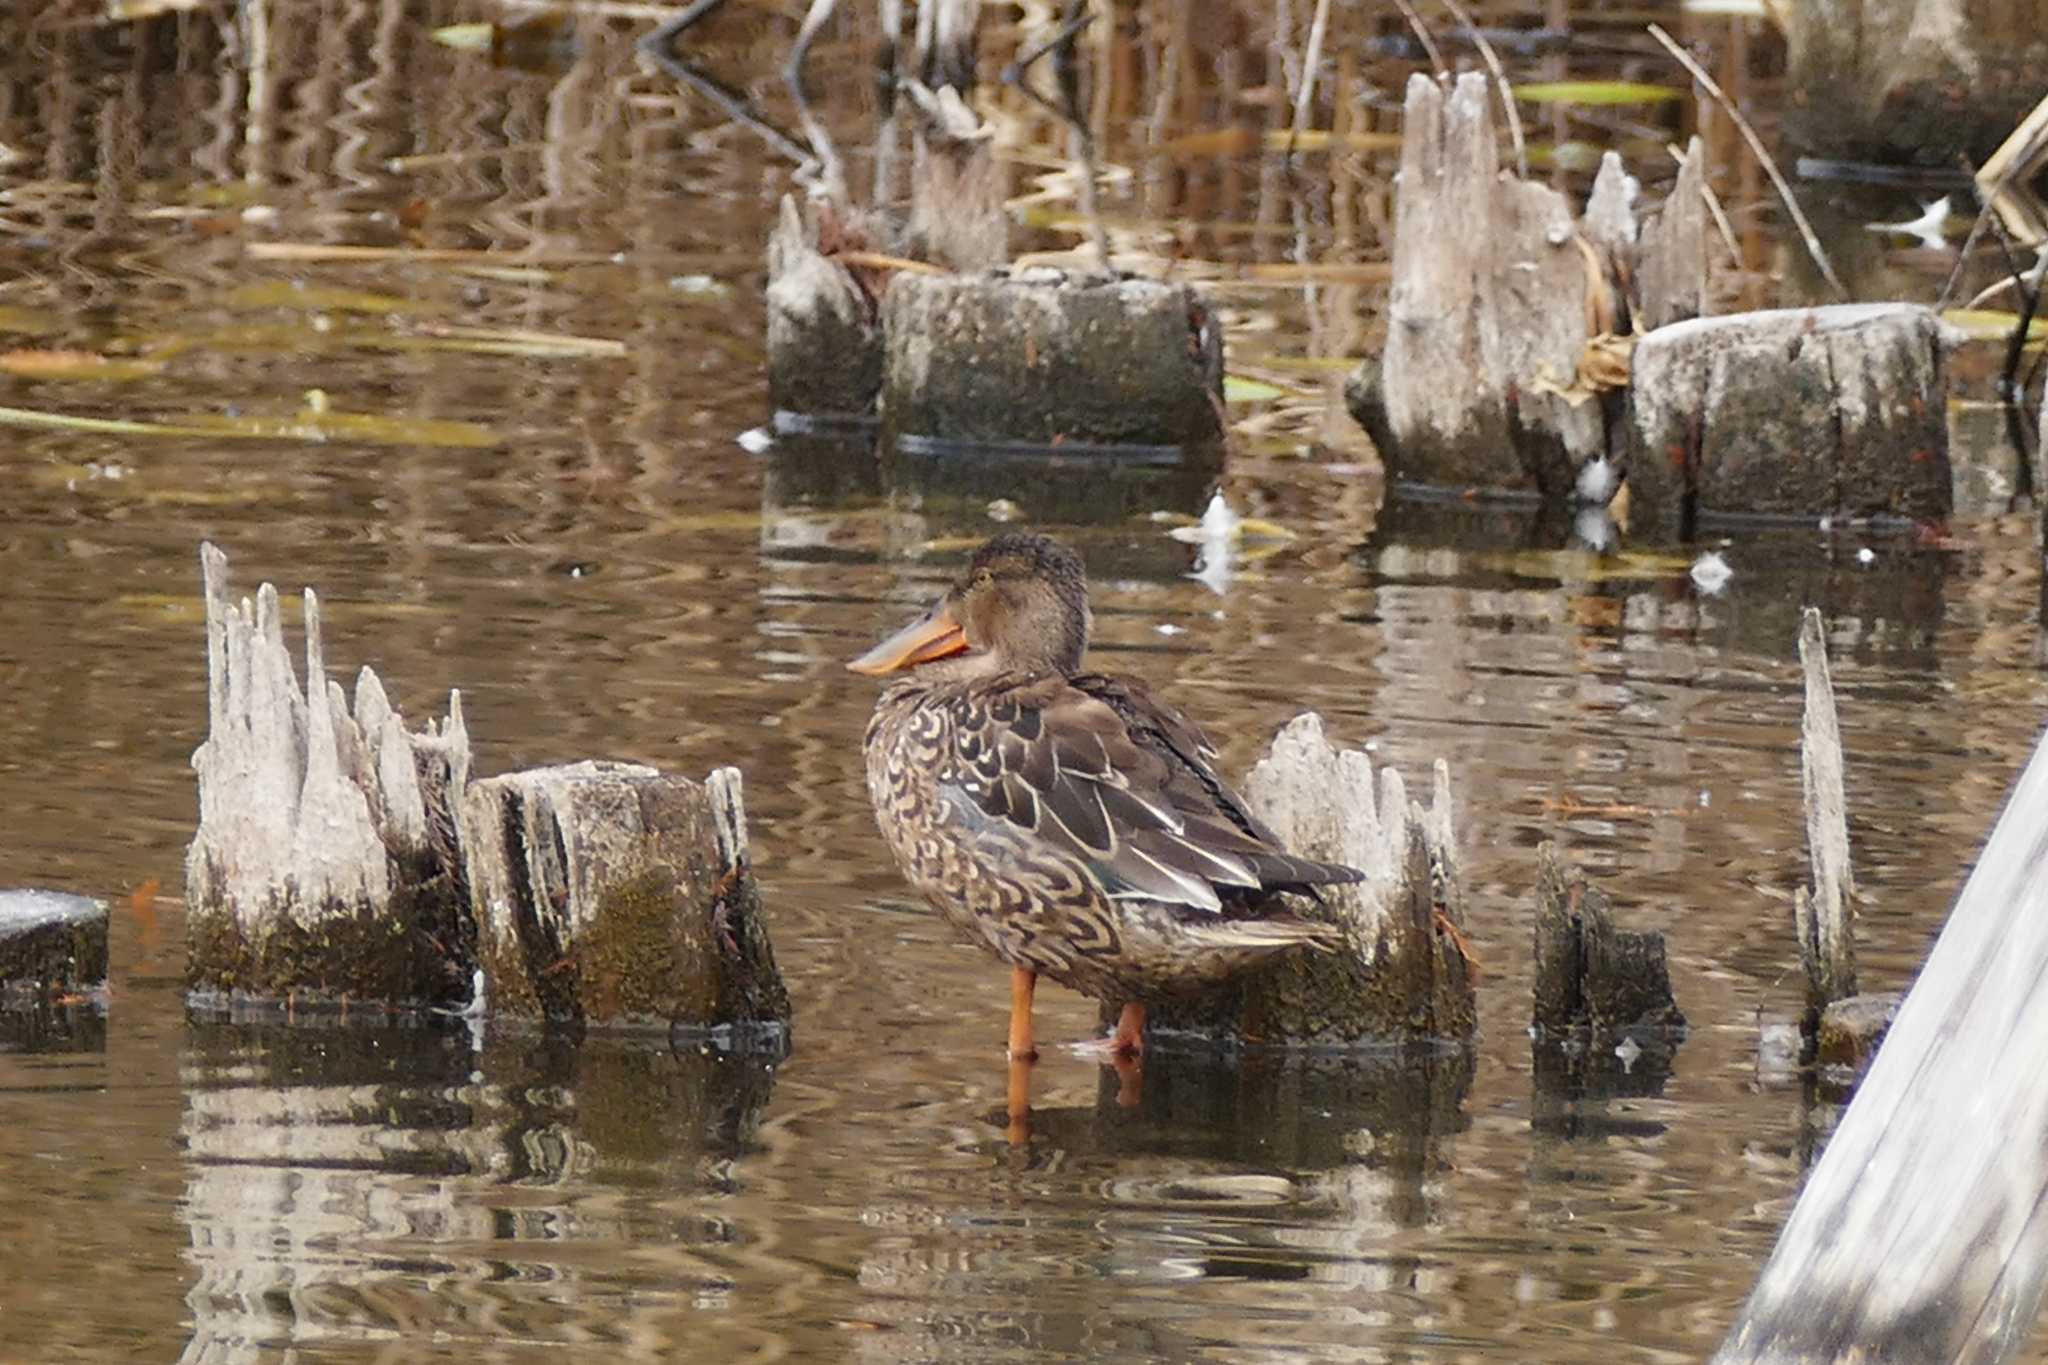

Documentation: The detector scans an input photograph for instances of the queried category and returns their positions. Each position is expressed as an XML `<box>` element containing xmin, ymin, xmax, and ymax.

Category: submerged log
<box><xmin>460</xmin><ymin>762</ymin><xmax>789</xmax><ymax>1035</ymax></box>
<box><xmin>1139</xmin><ymin>713</ymin><xmax>1477</xmax><ymax>1047</ymax></box>
<box><xmin>0</xmin><ymin>890</ymin><xmax>108</xmax><ymax>998</ymax></box>
<box><xmin>882</xmin><ymin>267</ymin><xmax>1226</xmax><ymax>451</ymax></box>
<box><xmin>1715</xmin><ymin>724</ymin><xmax>2048</xmax><ymax>1365</ymax></box>
<box><xmin>1531</xmin><ymin>842</ymin><xmax>1685</xmax><ymax>1037</ymax></box>
<box><xmin>185</xmin><ymin>544</ymin><xmax>472</xmax><ymax>1008</ymax></box>
<box><xmin>1625</xmin><ymin>303</ymin><xmax>1953</xmax><ymax>535</ymax></box>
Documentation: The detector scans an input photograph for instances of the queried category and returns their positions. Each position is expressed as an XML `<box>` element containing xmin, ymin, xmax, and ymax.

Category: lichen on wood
<box><xmin>1140</xmin><ymin>713</ymin><xmax>1477</xmax><ymax>1048</ymax></box>
<box><xmin>184</xmin><ymin>543</ymin><xmax>472</xmax><ymax>1008</ymax></box>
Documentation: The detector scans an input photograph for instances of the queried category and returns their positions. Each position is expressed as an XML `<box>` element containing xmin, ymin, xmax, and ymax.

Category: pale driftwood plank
<box><xmin>1715</xmin><ymin>726</ymin><xmax>2048</xmax><ymax>1364</ymax></box>
<box><xmin>1797</xmin><ymin>606</ymin><xmax>1858</xmax><ymax>1008</ymax></box>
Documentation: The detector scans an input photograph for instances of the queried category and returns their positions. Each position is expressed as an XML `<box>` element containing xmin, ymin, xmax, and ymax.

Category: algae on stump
<box><xmin>185</xmin><ymin>543</ymin><xmax>472</xmax><ymax>1008</ymax></box>
<box><xmin>461</xmin><ymin>762</ymin><xmax>789</xmax><ymax>1034</ymax></box>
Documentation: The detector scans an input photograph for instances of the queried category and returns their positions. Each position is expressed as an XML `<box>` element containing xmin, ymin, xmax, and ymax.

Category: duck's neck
<box><xmin>888</xmin><ymin>648</ymin><xmax>1071</xmax><ymax>693</ymax></box>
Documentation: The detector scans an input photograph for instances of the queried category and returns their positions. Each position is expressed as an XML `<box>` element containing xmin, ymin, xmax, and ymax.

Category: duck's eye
<box><xmin>972</xmin><ymin>568</ymin><xmax>993</xmax><ymax>589</ymax></box>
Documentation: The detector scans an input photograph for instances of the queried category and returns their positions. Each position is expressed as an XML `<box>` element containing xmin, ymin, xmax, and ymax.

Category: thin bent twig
<box><xmin>1388</xmin><ymin>0</ymin><xmax>1448</xmax><ymax>78</ymax></box>
<box><xmin>1287</xmin><ymin>0</ymin><xmax>1335</xmax><ymax>155</ymax></box>
<box><xmin>1647</xmin><ymin>23</ymin><xmax>1844</xmax><ymax>299</ymax></box>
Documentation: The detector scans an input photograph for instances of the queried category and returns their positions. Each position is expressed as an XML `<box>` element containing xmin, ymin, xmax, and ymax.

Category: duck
<box><xmin>847</xmin><ymin>531</ymin><xmax>1363</xmax><ymax>1062</ymax></box>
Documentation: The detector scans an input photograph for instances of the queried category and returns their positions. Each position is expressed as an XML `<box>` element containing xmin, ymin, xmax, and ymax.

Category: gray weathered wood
<box><xmin>461</xmin><ymin>761</ymin><xmax>790</xmax><ymax>1034</ymax></box>
<box><xmin>1715</xmin><ymin>725</ymin><xmax>2048</xmax><ymax>1365</ymax></box>
<box><xmin>882</xmin><ymin>267</ymin><xmax>1225</xmax><ymax>450</ymax></box>
<box><xmin>0</xmin><ymin>890</ymin><xmax>108</xmax><ymax>997</ymax></box>
<box><xmin>1532</xmin><ymin>841</ymin><xmax>1684</xmax><ymax>1035</ymax></box>
<box><xmin>185</xmin><ymin>543</ymin><xmax>472</xmax><ymax>1007</ymax></box>
<box><xmin>1797</xmin><ymin>606</ymin><xmax>1858</xmax><ymax>1009</ymax></box>
<box><xmin>1360</xmin><ymin>72</ymin><xmax>1595</xmax><ymax>492</ymax></box>
<box><xmin>1626</xmin><ymin>304</ymin><xmax>1953</xmax><ymax>534</ymax></box>
<box><xmin>765</xmin><ymin>194</ymin><xmax>886</xmax><ymax>425</ymax></box>
<box><xmin>1635</xmin><ymin>136</ymin><xmax>1707</xmax><ymax>331</ymax></box>
<box><xmin>1781</xmin><ymin>0</ymin><xmax>2048</xmax><ymax>165</ymax></box>
<box><xmin>904</xmin><ymin>79</ymin><xmax>1005</xmax><ymax>272</ymax></box>
<box><xmin>1140</xmin><ymin>713</ymin><xmax>1477</xmax><ymax>1046</ymax></box>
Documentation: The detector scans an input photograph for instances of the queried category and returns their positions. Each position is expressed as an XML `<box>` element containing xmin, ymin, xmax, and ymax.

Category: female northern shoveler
<box><xmin>847</xmin><ymin>532</ymin><xmax>1361</xmax><ymax>1061</ymax></box>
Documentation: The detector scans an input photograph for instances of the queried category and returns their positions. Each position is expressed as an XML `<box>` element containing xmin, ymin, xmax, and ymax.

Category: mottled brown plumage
<box><xmin>848</xmin><ymin>532</ymin><xmax>1361</xmax><ymax>1058</ymax></box>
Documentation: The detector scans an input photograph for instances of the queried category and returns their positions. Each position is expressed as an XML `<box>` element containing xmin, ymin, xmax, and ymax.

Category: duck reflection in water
<box><xmin>848</xmin><ymin>533</ymin><xmax>1363</xmax><ymax>1136</ymax></box>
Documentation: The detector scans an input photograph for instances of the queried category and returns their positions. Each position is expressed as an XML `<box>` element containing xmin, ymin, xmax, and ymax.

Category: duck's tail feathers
<box><xmin>1180</xmin><ymin>916</ymin><xmax>1343</xmax><ymax>950</ymax></box>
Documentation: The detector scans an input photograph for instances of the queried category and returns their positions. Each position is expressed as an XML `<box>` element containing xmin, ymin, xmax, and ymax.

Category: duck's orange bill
<box><xmin>846</xmin><ymin>601</ymin><xmax>969</xmax><ymax>675</ymax></box>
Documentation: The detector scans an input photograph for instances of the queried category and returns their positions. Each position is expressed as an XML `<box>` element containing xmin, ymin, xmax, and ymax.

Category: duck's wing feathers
<box><xmin>953</xmin><ymin>673</ymin><xmax>1363</xmax><ymax>915</ymax></box>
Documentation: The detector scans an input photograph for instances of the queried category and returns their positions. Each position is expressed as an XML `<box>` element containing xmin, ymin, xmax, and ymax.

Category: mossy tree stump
<box><xmin>461</xmin><ymin>762</ymin><xmax>789</xmax><ymax>1036</ymax></box>
<box><xmin>185</xmin><ymin>543</ymin><xmax>472</xmax><ymax>1008</ymax></box>
<box><xmin>1138</xmin><ymin>713</ymin><xmax>1477</xmax><ymax>1048</ymax></box>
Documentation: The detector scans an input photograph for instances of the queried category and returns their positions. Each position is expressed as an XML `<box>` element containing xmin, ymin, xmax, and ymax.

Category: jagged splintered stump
<box><xmin>186</xmin><ymin>544</ymin><xmax>472</xmax><ymax>1008</ymax></box>
<box><xmin>461</xmin><ymin>762</ymin><xmax>788</xmax><ymax>1034</ymax></box>
<box><xmin>185</xmin><ymin>545</ymin><xmax>791</xmax><ymax>1036</ymax></box>
<box><xmin>884</xmin><ymin>267</ymin><xmax>1226</xmax><ymax>451</ymax></box>
<box><xmin>1348</xmin><ymin>73</ymin><xmax>1707</xmax><ymax>495</ymax></box>
<box><xmin>1138</xmin><ymin>714</ymin><xmax>1477</xmax><ymax>1047</ymax></box>
<box><xmin>1626</xmin><ymin>305</ymin><xmax>1953</xmax><ymax>536</ymax></box>
<box><xmin>1532</xmin><ymin>842</ymin><xmax>1684</xmax><ymax>1038</ymax></box>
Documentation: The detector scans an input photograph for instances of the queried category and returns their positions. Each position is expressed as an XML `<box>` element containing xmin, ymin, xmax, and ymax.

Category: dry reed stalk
<box><xmin>1647</xmin><ymin>22</ymin><xmax>1844</xmax><ymax>299</ymax></box>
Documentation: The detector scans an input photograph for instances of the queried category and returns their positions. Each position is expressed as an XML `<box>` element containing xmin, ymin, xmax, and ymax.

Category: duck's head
<box><xmin>847</xmin><ymin>533</ymin><xmax>1091</xmax><ymax>680</ymax></box>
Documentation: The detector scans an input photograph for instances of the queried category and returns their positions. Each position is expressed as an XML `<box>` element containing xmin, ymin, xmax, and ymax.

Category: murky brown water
<box><xmin>2</xmin><ymin>4</ymin><xmax>2045</xmax><ymax>1361</ymax></box>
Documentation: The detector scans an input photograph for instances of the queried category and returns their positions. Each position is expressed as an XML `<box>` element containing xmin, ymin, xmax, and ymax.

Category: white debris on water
<box><xmin>1690</xmin><ymin>551</ymin><xmax>1734</xmax><ymax>594</ymax></box>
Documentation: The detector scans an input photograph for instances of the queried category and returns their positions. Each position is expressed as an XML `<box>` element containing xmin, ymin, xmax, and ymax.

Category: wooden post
<box><xmin>186</xmin><ymin>544</ymin><xmax>472</xmax><ymax>1008</ymax></box>
<box><xmin>1796</xmin><ymin>606</ymin><xmax>1857</xmax><ymax>1010</ymax></box>
<box><xmin>1138</xmin><ymin>714</ymin><xmax>1477</xmax><ymax>1046</ymax></box>
<box><xmin>461</xmin><ymin>762</ymin><xmax>790</xmax><ymax>1036</ymax></box>
<box><xmin>1715</xmin><ymin>726</ymin><xmax>2048</xmax><ymax>1364</ymax></box>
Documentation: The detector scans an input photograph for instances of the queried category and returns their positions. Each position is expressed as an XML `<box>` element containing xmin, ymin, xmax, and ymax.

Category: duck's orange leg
<box><xmin>1007</xmin><ymin>966</ymin><xmax>1038</xmax><ymax>1061</ymax></box>
<box><xmin>1112</xmin><ymin>1001</ymin><xmax>1146</xmax><ymax>1057</ymax></box>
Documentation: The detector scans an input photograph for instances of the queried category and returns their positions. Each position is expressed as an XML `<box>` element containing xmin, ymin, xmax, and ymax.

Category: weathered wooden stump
<box><xmin>1352</xmin><ymin>72</ymin><xmax>1593</xmax><ymax>493</ymax></box>
<box><xmin>185</xmin><ymin>544</ymin><xmax>473</xmax><ymax>1008</ymax></box>
<box><xmin>461</xmin><ymin>762</ymin><xmax>789</xmax><ymax>1036</ymax></box>
<box><xmin>766</xmin><ymin>195</ymin><xmax>886</xmax><ymax>427</ymax></box>
<box><xmin>1137</xmin><ymin>714</ymin><xmax>1477</xmax><ymax>1047</ymax></box>
<box><xmin>1780</xmin><ymin>0</ymin><xmax>2048</xmax><ymax>164</ymax></box>
<box><xmin>882</xmin><ymin>267</ymin><xmax>1226</xmax><ymax>451</ymax></box>
<box><xmin>1350</xmin><ymin>78</ymin><xmax>1707</xmax><ymax>497</ymax></box>
<box><xmin>1532</xmin><ymin>841</ymin><xmax>1685</xmax><ymax>1037</ymax></box>
<box><xmin>1714</xmin><ymin>723</ymin><xmax>2048</xmax><ymax>1365</ymax></box>
<box><xmin>0</xmin><ymin>890</ymin><xmax>108</xmax><ymax>999</ymax></box>
<box><xmin>1626</xmin><ymin>304</ymin><xmax>1953</xmax><ymax>535</ymax></box>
